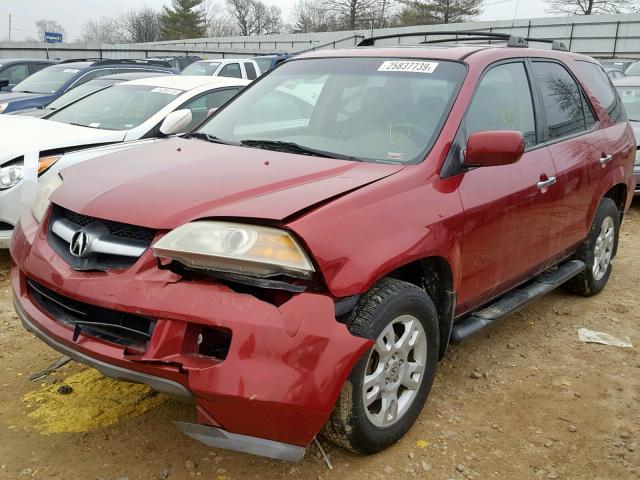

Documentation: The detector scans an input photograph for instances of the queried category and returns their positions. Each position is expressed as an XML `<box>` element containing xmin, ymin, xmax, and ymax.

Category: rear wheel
<box><xmin>565</xmin><ymin>197</ymin><xmax>620</xmax><ymax>296</ymax></box>
<box><xmin>322</xmin><ymin>278</ymin><xmax>439</xmax><ymax>454</ymax></box>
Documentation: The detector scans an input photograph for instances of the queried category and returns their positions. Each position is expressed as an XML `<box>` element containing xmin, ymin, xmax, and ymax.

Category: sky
<box><xmin>0</xmin><ymin>0</ymin><xmax>551</xmax><ymax>41</ymax></box>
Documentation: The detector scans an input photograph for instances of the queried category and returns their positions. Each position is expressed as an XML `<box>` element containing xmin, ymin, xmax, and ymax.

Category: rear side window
<box><xmin>244</xmin><ymin>62</ymin><xmax>257</xmax><ymax>80</ymax></box>
<box><xmin>532</xmin><ymin>61</ymin><xmax>588</xmax><ymax>140</ymax></box>
<box><xmin>465</xmin><ymin>62</ymin><xmax>537</xmax><ymax>148</ymax></box>
<box><xmin>219</xmin><ymin>63</ymin><xmax>242</xmax><ymax>79</ymax></box>
<box><xmin>574</xmin><ymin>60</ymin><xmax>625</xmax><ymax>124</ymax></box>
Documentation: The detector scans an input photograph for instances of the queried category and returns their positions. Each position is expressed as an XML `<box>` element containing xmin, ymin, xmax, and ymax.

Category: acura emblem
<box><xmin>70</xmin><ymin>230</ymin><xmax>90</xmax><ymax>257</ymax></box>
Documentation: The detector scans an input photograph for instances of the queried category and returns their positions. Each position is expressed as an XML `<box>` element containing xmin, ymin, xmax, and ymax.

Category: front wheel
<box><xmin>322</xmin><ymin>278</ymin><xmax>439</xmax><ymax>454</ymax></box>
<box><xmin>565</xmin><ymin>197</ymin><xmax>620</xmax><ymax>296</ymax></box>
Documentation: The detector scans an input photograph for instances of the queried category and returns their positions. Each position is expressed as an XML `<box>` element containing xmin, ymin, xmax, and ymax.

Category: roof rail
<box><xmin>357</xmin><ymin>31</ymin><xmax>569</xmax><ymax>51</ymax></box>
<box><xmin>57</xmin><ymin>58</ymin><xmax>101</xmax><ymax>64</ymax></box>
<box><xmin>92</xmin><ymin>58</ymin><xmax>173</xmax><ymax>68</ymax></box>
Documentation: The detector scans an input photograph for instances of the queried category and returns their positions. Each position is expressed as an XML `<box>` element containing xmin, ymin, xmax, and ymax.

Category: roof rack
<box><xmin>357</xmin><ymin>31</ymin><xmax>569</xmax><ymax>52</ymax></box>
<box><xmin>57</xmin><ymin>58</ymin><xmax>101</xmax><ymax>64</ymax></box>
<box><xmin>92</xmin><ymin>58</ymin><xmax>173</xmax><ymax>68</ymax></box>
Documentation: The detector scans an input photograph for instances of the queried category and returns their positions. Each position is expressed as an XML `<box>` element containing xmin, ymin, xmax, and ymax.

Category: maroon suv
<box><xmin>10</xmin><ymin>32</ymin><xmax>635</xmax><ymax>461</ymax></box>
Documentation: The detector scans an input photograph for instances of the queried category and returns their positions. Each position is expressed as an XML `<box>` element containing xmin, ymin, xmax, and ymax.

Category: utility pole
<box><xmin>8</xmin><ymin>14</ymin><xmax>11</xmax><ymax>42</ymax></box>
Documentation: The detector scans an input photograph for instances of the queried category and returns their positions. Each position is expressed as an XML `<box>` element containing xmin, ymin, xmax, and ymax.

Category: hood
<box><xmin>0</xmin><ymin>116</ymin><xmax>126</xmax><ymax>165</ymax></box>
<box><xmin>53</xmin><ymin>137</ymin><xmax>405</xmax><ymax>229</ymax></box>
<box><xmin>0</xmin><ymin>91</ymin><xmax>43</xmax><ymax>103</ymax></box>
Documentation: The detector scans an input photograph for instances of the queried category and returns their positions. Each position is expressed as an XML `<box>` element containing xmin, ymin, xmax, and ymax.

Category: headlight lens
<box><xmin>152</xmin><ymin>221</ymin><xmax>315</xmax><ymax>278</ymax></box>
<box><xmin>0</xmin><ymin>164</ymin><xmax>23</xmax><ymax>190</ymax></box>
<box><xmin>0</xmin><ymin>103</ymin><xmax>8</xmax><ymax>114</ymax></box>
<box><xmin>32</xmin><ymin>174</ymin><xmax>63</xmax><ymax>223</ymax></box>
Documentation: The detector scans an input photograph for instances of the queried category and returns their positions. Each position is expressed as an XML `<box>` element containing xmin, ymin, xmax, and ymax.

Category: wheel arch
<box><xmin>385</xmin><ymin>256</ymin><xmax>455</xmax><ymax>359</ymax></box>
<box><xmin>602</xmin><ymin>182</ymin><xmax>627</xmax><ymax>255</ymax></box>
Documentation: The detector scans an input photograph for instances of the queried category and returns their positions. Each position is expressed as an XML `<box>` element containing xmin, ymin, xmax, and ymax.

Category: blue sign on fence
<box><xmin>44</xmin><ymin>32</ymin><xmax>63</xmax><ymax>43</ymax></box>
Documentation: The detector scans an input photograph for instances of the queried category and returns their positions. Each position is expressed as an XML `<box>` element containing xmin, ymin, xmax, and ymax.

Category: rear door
<box><xmin>530</xmin><ymin>60</ymin><xmax>606</xmax><ymax>261</ymax></box>
<box><xmin>456</xmin><ymin>60</ymin><xmax>558</xmax><ymax>313</ymax></box>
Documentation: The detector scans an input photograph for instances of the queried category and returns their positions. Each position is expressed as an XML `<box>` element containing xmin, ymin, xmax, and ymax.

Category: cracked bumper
<box><xmin>10</xmin><ymin>209</ymin><xmax>372</xmax><ymax>450</ymax></box>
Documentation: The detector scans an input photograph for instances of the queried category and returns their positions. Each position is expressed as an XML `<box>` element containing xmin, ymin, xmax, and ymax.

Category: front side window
<box><xmin>181</xmin><ymin>88</ymin><xmax>241</xmax><ymax>130</ymax></box>
<box><xmin>218</xmin><ymin>63</ymin><xmax>242</xmax><ymax>79</ymax></box>
<box><xmin>196</xmin><ymin>57</ymin><xmax>466</xmax><ymax>164</ymax></box>
<box><xmin>254</xmin><ymin>57</ymin><xmax>273</xmax><ymax>73</ymax></box>
<box><xmin>465</xmin><ymin>62</ymin><xmax>536</xmax><ymax>148</ymax></box>
<box><xmin>616</xmin><ymin>86</ymin><xmax>640</xmax><ymax>122</ymax></box>
<box><xmin>0</xmin><ymin>64</ymin><xmax>29</xmax><ymax>85</ymax></box>
<box><xmin>182</xmin><ymin>62</ymin><xmax>221</xmax><ymax>76</ymax></box>
<box><xmin>12</xmin><ymin>66</ymin><xmax>80</xmax><ymax>94</ymax></box>
<box><xmin>48</xmin><ymin>84</ymin><xmax>183</xmax><ymax>130</ymax></box>
<box><xmin>533</xmin><ymin>61</ymin><xmax>588</xmax><ymax>140</ymax></box>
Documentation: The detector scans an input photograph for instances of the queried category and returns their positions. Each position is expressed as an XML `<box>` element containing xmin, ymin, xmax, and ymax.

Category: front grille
<box><xmin>61</xmin><ymin>208</ymin><xmax>156</xmax><ymax>243</ymax></box>
<box><xmin>27</xmin><ymin>279</ymin><xmax>155</xmax><ymax>350</ymax></box>
<box><xmin>47</xmin><ymin>205</ymin><xmax>156</xmax><ymax>271</ymax></box>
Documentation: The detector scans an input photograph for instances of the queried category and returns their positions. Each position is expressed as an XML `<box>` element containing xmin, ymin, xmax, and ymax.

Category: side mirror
<box><xmin>160</xmin><ymin>109</ymin><xmax>193</xmax><ymax>135</ymax></box>
<box><xmin>0</xmin><ymin>79</ymin><xmax>10</xmax><ymax>90</ymax></box>
<box><xmin>463</xmin><ymin>131</ymin><xmax>525</xmax><ymax>168</ymax></box>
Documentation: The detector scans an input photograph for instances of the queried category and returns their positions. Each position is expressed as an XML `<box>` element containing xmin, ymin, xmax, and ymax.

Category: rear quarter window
<box><xmin>574</xmin><ymin>60</ymin><xmax>626</xmax><ymax>124</ymax></box>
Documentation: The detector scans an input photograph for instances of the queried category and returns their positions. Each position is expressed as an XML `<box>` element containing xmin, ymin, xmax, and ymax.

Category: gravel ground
<box><xmin>0</xmin><ymin>204</ymin><xmax>638</xmax><ymax>480</ymax></box>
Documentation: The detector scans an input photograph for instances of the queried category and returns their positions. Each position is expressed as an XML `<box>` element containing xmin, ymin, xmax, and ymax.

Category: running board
<box><xmin>174</xmin><ymin>421</ymin><xmax>306</xmax><ymax>462</ymax></box>
<box><xmin>450</xmin><ymin>260</ymin><xmax>585</xmax><ymax>343</ymax></box>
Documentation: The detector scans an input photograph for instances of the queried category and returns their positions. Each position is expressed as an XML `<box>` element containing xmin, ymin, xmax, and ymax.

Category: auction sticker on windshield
<box><xmin>378</xmin><ymin>61</ymin><xmax>439</xmax><ymax>73</ymax></box>
<box><xmin>151</xmin><ymin>87</ymin><xmax>182</xmax><ymax>95</ymax></box>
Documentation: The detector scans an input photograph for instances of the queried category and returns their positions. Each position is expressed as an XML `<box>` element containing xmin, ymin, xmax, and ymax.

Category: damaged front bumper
<box><xmin>10</xmin><ymin>210</ymin><xmax>372</xmax><ymax>461</ymax></box>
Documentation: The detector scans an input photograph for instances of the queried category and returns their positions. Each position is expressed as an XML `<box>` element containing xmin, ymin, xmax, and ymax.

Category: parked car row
<box><xmin>2</xmin><ymin>33</ymin><xmax>637</xmax><ymax>464</ymax></box>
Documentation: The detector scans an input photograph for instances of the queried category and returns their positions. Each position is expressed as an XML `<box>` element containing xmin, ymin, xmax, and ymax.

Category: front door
<box><xmin>456</xmin><ymin>61</ymin><xmax>557</xmax><ymax>314</ymax></box>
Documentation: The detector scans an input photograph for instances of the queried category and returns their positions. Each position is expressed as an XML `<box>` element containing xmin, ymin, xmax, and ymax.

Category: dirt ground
<box><xmin>1</xmin><ymin>207</ymin><xmax>639</xmax><ymax>480</ymax></box>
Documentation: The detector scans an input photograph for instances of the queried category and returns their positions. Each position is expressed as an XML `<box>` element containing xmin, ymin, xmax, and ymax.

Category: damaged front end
<box><xmin>11</xmin><ymin>208</ymin><xmax>372</xmax><ymax>461</ymax></box>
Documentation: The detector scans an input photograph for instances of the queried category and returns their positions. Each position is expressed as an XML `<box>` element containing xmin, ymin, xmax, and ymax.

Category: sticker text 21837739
<box><xmin>378</xmin><ymin>61</ymin><xmax>439</xmax><ymax>73</ymax></box>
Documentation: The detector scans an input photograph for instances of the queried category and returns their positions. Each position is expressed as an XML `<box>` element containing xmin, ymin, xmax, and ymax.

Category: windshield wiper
<box><xmin>189</xmin><ymin>132</ymin><xmax>239</xmax><ymax>145</ymax></box>
<box><xmin>240</xmin><ymin>139</ymin><xmax>362</xmax><ymax>161</ymax></box>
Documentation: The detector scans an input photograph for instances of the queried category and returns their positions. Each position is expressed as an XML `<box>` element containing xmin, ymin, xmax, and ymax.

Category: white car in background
<box><xmin>181</xmin><ymin>59</ymin><xmax>262</xmax><ymax>81</ymax></box>
<box><xmin>0</xmin><ymin>75</ymin><xmax>249</xmax><ymax>247</ymax></box>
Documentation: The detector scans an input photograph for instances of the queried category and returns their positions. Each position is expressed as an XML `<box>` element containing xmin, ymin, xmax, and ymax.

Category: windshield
<box><xmin>48</xmin><ymin>84</ymin><xmax>183</xmax><ymax>130</ymax></box>
<box><xmin>47</xmin><ymin>80</ymin><xmax>115</xmax><ymax>109</ymax></box>
<box><xmin>196</xmin><ymin>57</ymin><xmax>466</xmax><ymax>164</ymax></box>
<box><xmin>182</xmin><ymin>62</ymin><xmax>221</xmax><ymax>76</ymax></box>
<box><xmin>13</xmin><ymin>66</ymin><xmax>80</xmax><ymax>94</ymax></box>
<box><xmin>617</xmin><ymin>86</ymin><xmax>640</xmax><ymax>122</ymax></box>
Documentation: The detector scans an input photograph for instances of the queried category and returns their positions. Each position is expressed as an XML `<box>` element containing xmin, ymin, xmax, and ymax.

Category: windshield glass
<box><xmin>182</xmin><ymin>62</ymin><xmax>221</xmax><ymax>76</ymax></box>
<box><xmin>47</xmin><ymin>80</ymin><xmax>114</xmax><ymax>109</ymax></box>
<box><xmin>616</xmin><ymin>86</ymin><xmax>640</xmax><ymax>122</ymax></box>
<box><xmin>48</xmin><ymin>84</ymin><xmax>183</xmax><ymax>130</ymax></box>
<box><xmin>13</xmin><ymin>66</ymin><xmax>80</xmax><ymax>94</ymax></box>
<box><xmin>197</xmin><ymin>57</ymin><xmax>466</xmax><ymax>164</ymax></box>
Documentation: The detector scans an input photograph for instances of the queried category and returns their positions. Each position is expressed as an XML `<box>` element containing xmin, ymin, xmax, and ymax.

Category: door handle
<box><xmin>537</xmin><ymin>176</ymin><xmax>557</xmax><ymax>190</ymax></box>
<box><xmin>600</xmin><ymin>154</ymin><xmax>613</xmax><ymax>167</ymax></box>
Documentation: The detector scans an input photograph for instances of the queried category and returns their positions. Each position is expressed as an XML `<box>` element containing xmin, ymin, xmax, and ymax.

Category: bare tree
<box><xmin>121</xmin><ymin>8</ymin><xmax>162</xmax><ymax>43</ymax></box>
<box><xmin>82</xmin><ymin>17</ymin><xmax>126</xmax><ymax>44</ymax></box>
<box><xmin>398</xmin><ymin>0</ymin><xmax>482</xmax><ymax>24</ymax></box>
<box><xmin>201</xmin><ymin>0</ymin><xmax>238</xmax><ymax>36</ymax></box>
<box><xmin>325</xmin><ymin>0</ymin><xmax>383</xmax><ymax>29</ymax></box>
<box><xmin>292</xmin><ymin>0</ymin><xmax>340</xmax><ymax>32</ymax></box>
<box><xmin>35</xmin><ymin>19</ymin><xmax>66</xmax><ymax>39</ymax></box>
<box><xmin>545</xmin><ymin>0</ymin><xmax>635</xmax><ymax>14</ymax></box>
<box><xmin>225</xmin><ymin>0</ymin><xmax>283</xmax><ymax>35</ymax></box>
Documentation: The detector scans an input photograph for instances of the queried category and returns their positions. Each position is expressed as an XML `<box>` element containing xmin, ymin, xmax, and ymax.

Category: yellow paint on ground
<box><xmin>23</xmin><ymin>368</ymin><xmax>167</xmax><ymax>433</ymax></box>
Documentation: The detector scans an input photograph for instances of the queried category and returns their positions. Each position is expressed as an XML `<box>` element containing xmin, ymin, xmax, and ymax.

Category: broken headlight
<box><xmin>152</xmin><ymin>221</ymin><xmax>315</xmax><ymax>279</ymax></box>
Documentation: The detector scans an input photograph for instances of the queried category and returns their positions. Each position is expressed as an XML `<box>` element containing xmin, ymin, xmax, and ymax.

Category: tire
<box><xmin>565</xmin><ymin>197</ymin><xmax>620</xmax><ymax>296</ymax></box>
<box><xmin>322</xmin><ymin>277</ymin><xmax>439</xmax><ymax>454</ymax></box>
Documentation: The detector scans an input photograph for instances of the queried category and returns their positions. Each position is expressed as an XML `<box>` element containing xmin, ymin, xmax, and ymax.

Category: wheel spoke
<box><xmin>376</xmin><ymin>324</ymin><xmax>395</xmax><ymax>357</ymax></box>
<box><xmin>395</xmin><ymin>319</ymin><xmax>420</xmax><ymax>353</ymax></box>
<box><xmin>402</xmin><ymin>361</ymin><xmax>424</xmax><ymax>390</ymax></box>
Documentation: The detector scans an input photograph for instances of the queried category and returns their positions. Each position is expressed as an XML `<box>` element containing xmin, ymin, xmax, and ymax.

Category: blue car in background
<box><xmin>251</xmin><ymin>54</ymin><xmax>293</xmax><ymax>74</ymax></box>
<box><xmin>0</xmin><ymin>58</ymin><xmax>177</xmax><ymax>114</ymax></box>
